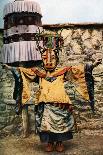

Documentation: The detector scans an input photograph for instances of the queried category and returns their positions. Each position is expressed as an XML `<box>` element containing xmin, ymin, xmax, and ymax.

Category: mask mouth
<box><xmin>44</xmin><ymin>63</ymin><xmax>56</xmax><ymax>70</ymax></box>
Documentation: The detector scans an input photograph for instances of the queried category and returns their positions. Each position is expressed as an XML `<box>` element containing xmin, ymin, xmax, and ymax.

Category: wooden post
<box><xmin>22</xmin><ymin>105</ymin><xmax>29</xmax><ymax>137</ymax></box>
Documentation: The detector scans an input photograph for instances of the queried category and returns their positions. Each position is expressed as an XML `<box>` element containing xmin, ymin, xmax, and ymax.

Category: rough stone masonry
<box><xmin>0</xmin><ymin>23</ymin><xmax>103</xmax><ymax>135</ymax></box>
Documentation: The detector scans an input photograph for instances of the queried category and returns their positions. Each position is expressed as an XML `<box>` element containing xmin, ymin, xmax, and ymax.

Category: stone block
<box><xmin>0</xmin><ymin>117</ymin><xmax>7</xmax><ymax>124</ymax></box>
<box><xmin>0</xmin><ymin>111</ymin><xmax>9</xmax><ymax>117</ymax></box>
<box><xmin>6</xmin><ymin>105</ymin><xmax>14</xmax><ymax>111</ymax></box>
<box><xmin>0</xmin><ymin>124</ymin><xmax>5</xmax><ymax>130</ymax></box>
<box><xmin>2</xmin><ymin>124</ymin><xmax>14</xmax><ymax>133</ymax></box>
<box><xmin>8</xmin><ymin>116</ymin><xmax>15</xmax><ymax>124</ymax></box>
<box><xmin>0</xmin><ymin>103</ymin><xmax>6</xmax><ymax>111</ymax></box>
<box><xmin>3</xmin><ymin>99</ymin><xmax>15</xmax><ymax>105</ymax></box>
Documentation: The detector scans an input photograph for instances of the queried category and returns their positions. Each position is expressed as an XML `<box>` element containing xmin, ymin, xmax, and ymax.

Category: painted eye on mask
<box><xmin>53</xmin><ymin>49</ymin><xmax>58</xmax><ymax>52</ymax></box>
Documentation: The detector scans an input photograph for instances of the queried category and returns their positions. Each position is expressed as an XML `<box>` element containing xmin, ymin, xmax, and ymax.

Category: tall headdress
<box><xmin>2</xmin><ymin>0</ymin><xmax>43</xmax><ymax>64</ymax></box>
<box><xmin>36</xmin><ymin>31</ymin><xmax>64</xmax><ymax>55</ymax></box>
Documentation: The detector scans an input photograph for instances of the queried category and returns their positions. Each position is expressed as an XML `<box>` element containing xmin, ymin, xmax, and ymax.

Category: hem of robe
<box><xmin>39</xmin><ymin>131</ymin><xmax>73</xmax><ymax>143</ymax></box>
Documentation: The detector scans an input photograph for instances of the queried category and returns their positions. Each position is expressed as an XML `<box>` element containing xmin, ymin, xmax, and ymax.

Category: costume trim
<box><xmin>32</xmin><ymin>67</ymin><xmax>71</xmax><ymax>78</ymax></box>
<box><xmin>4</xmin><ymin>12</ymin><xmax>42</xmax><ymax>29</ymax></box>
<box><xmin>51</xmin><ymin>67</ymin><xmax>71</xmax><ymax>77</ymax></box>
<box><xmin>3</xmin><ymin>0</ymin><xmax>42</xmax><ymax>17</ymax></box>
<box><xmin>31</xmin><ymin>67</ymin><xmax>46</xmax><ymax>78</ymax></box>
<box><xmin>2</xmin><ymin>41</ymin><xmax>42</xmax><ymax>63</ymax></box>
<box><xmin>4</xmin><ymin>25</ymin><xmax>43</xmax><ymax>38</ymax></box>
<box><xmin>4</xmin><ymin>33</ymin><xmax>43</xmax><ymax>44</ymax></box>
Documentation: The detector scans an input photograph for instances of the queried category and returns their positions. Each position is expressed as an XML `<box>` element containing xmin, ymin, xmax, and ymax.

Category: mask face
<box><xmin>42</xmin><ymin>48</ymin><xmax>57</xmax><ymax>71</ymax></box>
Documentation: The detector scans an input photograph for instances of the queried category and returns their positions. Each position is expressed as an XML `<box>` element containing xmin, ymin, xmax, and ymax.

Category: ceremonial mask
<box><xmin>42</xmin><ymin>48</ymin><xmax>57</xmax><ymax>71</ymax></box>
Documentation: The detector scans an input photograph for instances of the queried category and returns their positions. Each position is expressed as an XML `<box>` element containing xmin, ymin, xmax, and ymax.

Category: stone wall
<box><xmin>0</xmin><ymin>30</ymin><xmax>21</xmax><ymax>133</ymax></box>
<box><xmin>0</xmin><ymin>24</ymin><xmax>103</xmax><ymax>135</ymax></box>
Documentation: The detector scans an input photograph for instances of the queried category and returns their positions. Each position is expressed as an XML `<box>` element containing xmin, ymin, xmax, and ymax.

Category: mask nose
<box><xmin>46</xmin><ymin>52</ymin><xmax>52</xmax><ymax>66</ymax></box>
<box><xmin>47</xmin><ymin>52</ymin><xmax>52</xmax><ymax>63</ymax></box>
<box><xmin>46</xmin><ymin>63</ymin><xmax>52</xmax><ymax>66</ymax></box>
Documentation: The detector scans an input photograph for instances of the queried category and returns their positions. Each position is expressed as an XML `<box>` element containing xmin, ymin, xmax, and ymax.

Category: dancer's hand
<box><xmin>93</xmin><ymin>59</ymin><xmax>102</xmax><ymax>68</ymax></box>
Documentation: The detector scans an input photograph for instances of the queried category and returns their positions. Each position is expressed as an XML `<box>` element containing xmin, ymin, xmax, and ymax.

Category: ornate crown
<box><xmin>36</xmin><ymin>30</ymin><xmax>64</xmax><ymax>54</ymax></box>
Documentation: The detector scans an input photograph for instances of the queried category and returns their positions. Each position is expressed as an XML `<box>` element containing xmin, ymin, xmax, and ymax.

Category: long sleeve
<box><xmin>10</xmin><ymin>67</ymin><xmax>23</xmax><ymax>114</ymax></box>
<box><xmin>11</xmin><ymin>67</ymin><xmax>37</xmax><ymax>103</ymax></box>
<box><xmin>69</xmin><ymin>64</ymin><xmax>89</xmax><ymax>101</ymax></box>
<box><xmin>84</xmin><ymin>63</ymin><xmax>94</xmax><ymax>112</ymax></box>
<box><xmin>10</xmin><ymin>67</ymin><xmax>38</xmax><ymax>114</ymax></box>
<box><xmin>66</xmin><ymin>64</ymin><xmax>95</xmax><ymax>112</ymax></box>
<box><xmin>18</xmin><ymin>67</ymin><xmax>37</xmax><ymax>104</ymax></box>
<box><xmin>11</xmin><ymin>67</ymin><xmax>22</xmax><ymax>101</ymax></box>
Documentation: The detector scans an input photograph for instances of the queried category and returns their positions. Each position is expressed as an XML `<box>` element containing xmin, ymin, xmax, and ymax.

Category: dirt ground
<box><xmin>0</xmin><ymin>132</ymin><xmax>103</xmax><ymax>155</ymax></box>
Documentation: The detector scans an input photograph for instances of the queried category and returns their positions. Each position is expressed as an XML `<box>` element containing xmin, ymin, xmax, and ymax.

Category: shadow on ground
<box><xmin>0</xmin><ymin>133</ymin><xmax>103</xmax><ymax>155</ymax></box>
